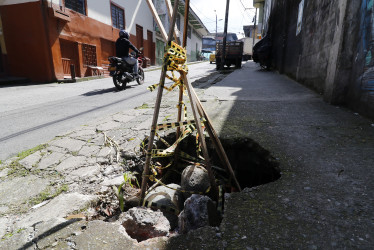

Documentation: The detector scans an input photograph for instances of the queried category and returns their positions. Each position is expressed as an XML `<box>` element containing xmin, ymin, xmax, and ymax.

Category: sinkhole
<box><xmin>158</xmin><ymin>133</ymin><xmax>281</xmax><ymax>191</ymax></box>
<box><xmin>93</xmin><ymin>133</ymin><xmax>281</xmax><ymax>242</ymax></box>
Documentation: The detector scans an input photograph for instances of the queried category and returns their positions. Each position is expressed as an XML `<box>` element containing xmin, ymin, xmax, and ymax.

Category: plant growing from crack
<box><xmin>114</xmin><ymin>172</ymin><xmax>139</xmax><ymax>211</ymax></box>
<box><xmin>17</xmin><ymin>144</ymin><xmax>48</xmax><ymax>160</ymax></box>
<box><xmin>29</xmin><ymin>184</ymin><xmax>69</xmax><ymax>206</ymax></box>
<box><xmin>135</xmin><ymin>103</ymin><xmax>149</xmax><ymax>109</ymax></box>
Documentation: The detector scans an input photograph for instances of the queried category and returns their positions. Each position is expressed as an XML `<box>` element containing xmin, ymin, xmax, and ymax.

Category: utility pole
<box><xmin>215</xmin><ymin>10</ymin><xmax>218</xmax><ymax>39</ymax></box>
<box><xmin>221</xmin><ymin>0</ymin><xmax>230</xmax><ymax>70</ymax></box>
<box><xmin>252</xmin><ymin>8</ymin><xmax>257</xmax><ymax>48</ymax></box>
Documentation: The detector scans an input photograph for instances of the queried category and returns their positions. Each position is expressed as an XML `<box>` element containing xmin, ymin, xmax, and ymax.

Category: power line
<box><xmin>190</xmin><ymin>0</ymin><xmax>215</xmax><ymax>22</ymax></box>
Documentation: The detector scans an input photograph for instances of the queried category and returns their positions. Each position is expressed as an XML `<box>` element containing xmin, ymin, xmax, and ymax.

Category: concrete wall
<box><xmin>348</xmin><ymin>0</ymin><xmax>374</xmax><ymax>118</ymax></box>
<box><xmin>267</xmin><ymin>0</ymin><xmax>374</xmax><ymax>119</ymax></box>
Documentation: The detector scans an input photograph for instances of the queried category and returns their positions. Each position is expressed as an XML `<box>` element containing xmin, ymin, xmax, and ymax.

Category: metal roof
<box><xmin>170</xmin><ymin>0</ymin><xmax>209</xmax><ymax>37</ymax></box>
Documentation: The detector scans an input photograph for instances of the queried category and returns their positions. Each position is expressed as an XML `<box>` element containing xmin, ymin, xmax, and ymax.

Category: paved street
<box><xmin>0</xmin><ymin>62</ymin><xmax>215</xmax><ymax>161</ymax></box>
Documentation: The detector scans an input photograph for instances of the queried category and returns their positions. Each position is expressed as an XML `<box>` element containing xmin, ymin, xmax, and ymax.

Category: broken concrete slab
<box><xmin>19</xmin><ymin>151</ymin><xmax>43</xmax><ymax>170</ymax></box>
<box><xmin>96</xmin><ymin>121</ymin><xmax>122</xmax><ymax>131</ymax></box>
<box><xmin>0</xmin><ymin>217</ymin><xmax>10</xmax><ymax>238</ymax></box>
<box><xmin>0</xmin><ymin>175</ymin><xmax>50</xmax><ymax>207</ymax></box>
<box><xmin>73</xmin><ymin>220</ymin><xmax>137</xmax><ymax>249</ymax></box>
<box><xmin>49</xmin><ymin>138</ymin><xmax>86</xmax><ymax>152</ymax></box>
<box><xmin>100</xmin><ymin>175</ymin><xmax>124</xmax><ymax>187</ymax></box>
<box><xmin>78</xmin><ymin>145</ymin><xmax>101</xmax><ymax>157</ymax></box>
<box><xmin>0</xmin><ymin>225</ymin><xmax>35</xmax><ymax>250</ymax></box>
<box><xmin>32</xmin><ymin>218</ymin><xmax>85</xmax><ymax>249</ymax></box>
<box><xmin>37</xmin><ymin>152</ymin><xmax>66</xmax><ymax>170</ymax></box>
<box><xmin>55</xmin><ymin>156</ymin><xmax>87</xmax><ymax>172</ymax></box>
<box><xmin>0</xmin><ymin>168</ymin><xmax>8</xmax><ymax>178</ymax></box>
<box><xmin>121</xmin><ymin>207</ymin><xmax>170</xmax><ymax>242</ymax></box>
<box><xmin>15</xmin><ymin>193</ymin><xmax>97</xmax><ymax>229</ymax></box>
<box><xmin>70</xmin><ymin>165</ymin><xmax>101</xmax><ymax>179</ymax></box>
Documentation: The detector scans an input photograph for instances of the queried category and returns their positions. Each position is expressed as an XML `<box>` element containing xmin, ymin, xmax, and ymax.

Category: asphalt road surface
<box><xmin>0</xmin><ymin>62</ymin><xmax>216</xmax><ymax>161</ymax></box>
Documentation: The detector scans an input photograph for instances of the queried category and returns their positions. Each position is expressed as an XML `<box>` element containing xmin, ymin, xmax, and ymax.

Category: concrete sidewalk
<box><xmin>0</xmin><ymin>61</ymin><xmax>373</xmax><ymax>249</ymax></box>
<box><xmin>167</xmin><ymin>61</ymin><xmax>374</xmax><ymax>249</ymax></box>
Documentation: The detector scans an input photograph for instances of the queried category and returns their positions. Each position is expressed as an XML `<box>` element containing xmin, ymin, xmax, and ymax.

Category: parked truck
<box><xmin>215</xmin><ymin>41</ymin><xmax>244</xmax><ymax>70</ymax></box>
<box><xmin>240</xmin><ymin>37</ymin><xmax>261</xmax><ymax>61</ymax></box>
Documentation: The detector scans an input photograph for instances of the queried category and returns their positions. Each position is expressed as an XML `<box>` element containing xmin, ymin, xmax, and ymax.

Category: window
<box><xmin>187</xmin><ymin>25</ymin><xmax>191</xmax><ymax>39</ymax></box>
<box><xmin>82</xmin><ymin>44</ymin><xmax>97</xmax><ymax>67</ymax></box>
<box><xmin>111</xmin><ymin>3</ymin><xmax>125</xmax><ymax>29</ymax></box>
<box><xmin>65</xmin><ymin>0</ymin><xmax>86</xmax><ymax>15</ymax></box>
<box><xmin>176</xmin><ymin>14</ymin><xmax>181</xmax><ymax>31</ymax></box>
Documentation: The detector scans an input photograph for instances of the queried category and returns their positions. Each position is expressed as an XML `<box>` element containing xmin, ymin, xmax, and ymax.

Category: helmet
<box><xmin>119</xmin><ymin>30</ymin><xmax>129</xmax><ymax>39</ymax></box>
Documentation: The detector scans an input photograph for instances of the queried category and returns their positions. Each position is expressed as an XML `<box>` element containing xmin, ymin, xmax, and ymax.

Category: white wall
<box><xmin>87</xmin><ymin>0</ymin><xmax>155</xmax><ymax>42</ymax></box>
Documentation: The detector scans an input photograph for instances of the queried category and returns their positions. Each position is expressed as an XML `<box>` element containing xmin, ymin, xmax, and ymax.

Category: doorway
<box><xmin>60</xmin><ymin>39</ymin><xmax>80</xmax><ymax>78</ymax></box>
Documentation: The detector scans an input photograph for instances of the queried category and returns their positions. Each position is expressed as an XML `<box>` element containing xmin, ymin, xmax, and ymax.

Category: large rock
<box><xmin>178</xmin><ymin>194</ymin><xmax>220</xmax><ymax>234</ymax></box>
<box><xmin>121</xmin><ymin>207</ymin><xmax>170</xmax><ymax>242</ymax></box>
<box><xmin>144</xmin><ymin>184</ymin><xmax>183</xmax><ymax>230</ymax></box>
<box><xmin>181</xmin><ymin>165</ymin><xmax>210</xmax><ymax>199</ymax></box>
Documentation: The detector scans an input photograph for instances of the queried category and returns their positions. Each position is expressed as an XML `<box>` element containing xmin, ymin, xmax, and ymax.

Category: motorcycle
<box><xmin>108</xmin><ymin>48</ymin><xmax>145</xmax><ymax>91</ymax></box>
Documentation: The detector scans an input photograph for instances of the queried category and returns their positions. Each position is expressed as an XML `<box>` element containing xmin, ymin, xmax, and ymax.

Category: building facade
<box><xmin>154</xmin><ymin>0</ymin><xmax>208</xmax><ymax>64</ymax></box>
<box><xmin>0</xmin><ymin>0</ymin><xmax>207</xmax><ymax>83</ymax></box>
<box><xmin>0</xmin><ymin>0</ymin><xmax>156</xmax><ymax>82</ymax></box>
<box><xmin>257</xmin><ymin>0</ymin><xmax>374</xmax><ymax>119</ymax></box>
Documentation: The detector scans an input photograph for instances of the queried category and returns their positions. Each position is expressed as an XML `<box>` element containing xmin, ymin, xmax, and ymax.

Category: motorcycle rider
<box><xmin>115</xmin><ymin>30</ymin><xmax>141</xmax><ymax>78</ymax></box>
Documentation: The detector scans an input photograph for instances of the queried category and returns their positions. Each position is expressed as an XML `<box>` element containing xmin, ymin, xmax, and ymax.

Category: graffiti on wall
<box><xmin>296</xmin><ymin>0</ymin><xmax>305</xmax><ymax>36</ymax></box>
<box><xmin>361</xmin><ymin>0</ymin><xmax>374</xmax><ymax>104</ymax></box>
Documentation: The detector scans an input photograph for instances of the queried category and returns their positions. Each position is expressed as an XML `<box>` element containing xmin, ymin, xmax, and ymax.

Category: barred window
<box><xmin>111</xmin><ymin>3</ymin><xmax>125</xmax><ymax>29</ymax></box>
<box><xmin>65</xmin><ymin>0</ymin><xmax>86</xmax><ymax>15</ymax></box>
<box><xmin>187</xmin><ymin>25</ymin><xmax>191</xmax><ymax>39</ymax></box>
<box><xmin>82</xmin><ymin>44</ymin><xmax>97</xmax><ymax>68</ymax></box>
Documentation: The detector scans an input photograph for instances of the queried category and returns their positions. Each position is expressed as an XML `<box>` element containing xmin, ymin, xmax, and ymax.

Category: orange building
<box><xmin>0</xmin><ymin>0</ymin><xmax>156</xmax><ymax>82</ymax></box>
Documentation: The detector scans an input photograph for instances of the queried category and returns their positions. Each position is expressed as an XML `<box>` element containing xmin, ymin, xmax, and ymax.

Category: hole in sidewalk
<box><xmin>176</xmin><ymin>134</ymin><xmax>281</xmax><ymax>190</ymax></box>
<box><xmin>91</xmin><ymin>133</ymin><xmax>280</xmax><ymax>243</ymax></box>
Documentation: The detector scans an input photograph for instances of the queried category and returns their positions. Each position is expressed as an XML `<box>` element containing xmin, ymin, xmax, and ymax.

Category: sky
<box><xmin>189</xmin><ymin>0</ymin><xmax>255</xmax><ymax>38</ymax></box>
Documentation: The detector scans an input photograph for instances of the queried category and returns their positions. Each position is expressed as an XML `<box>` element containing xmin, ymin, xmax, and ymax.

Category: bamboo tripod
<box><xmin>140</xmin><ymin>0</ymin><xmax>241</xmax><ymax>204</ymax></box>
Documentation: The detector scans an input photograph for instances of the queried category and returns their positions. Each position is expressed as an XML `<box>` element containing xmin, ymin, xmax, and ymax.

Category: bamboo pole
<box><xmin>146</xmin><ymin>0</ymin><xmax>168</xmax><ymax>42</ymax></box>
<box><xmin>140</xmin><ymin>0</ymin><xmax>180</xmax><ymax>204</ymax></box>
<box><xmin>182</xmin><ymin>73</ymin><xmax>218</xmax><ymax>199</ymax></box>
<box><xmin>165</xmin><ymin>0</ymin><xmax>181</xmax><ymax>43</ymax></box>
<box><xmin>174</xmin><ymin>0</ymin><xmax>190</xmax><ymax>165</ymax></box>
<box><xmin>190</xmin><ymin>88</ymin><xmax>242</xmax><ymax>191</ymax></box>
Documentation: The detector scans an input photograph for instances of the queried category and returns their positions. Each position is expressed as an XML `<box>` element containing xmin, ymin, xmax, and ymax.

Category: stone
<box><xmin>144</xmin><ymin>184</ymin><xmax>183</xmax><ymax>230</ymax></box>
<box><xmin>178</xmin><ymin>194</ymin><xmax>220</xmax><ymax>234</ymax></box>
<box><xmin>181</xmin><ymin>165</ymin><xmax>210</xmax><ymax>199</ymax></box>
<box><xmin>121</xmin><ymin>207</ymin><xmax>170</xmax><ymax>242</ymax></box>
